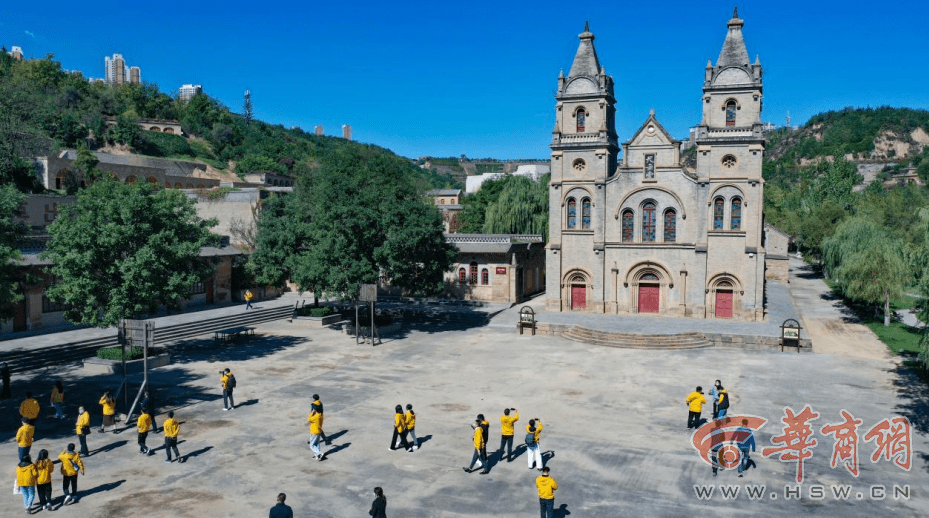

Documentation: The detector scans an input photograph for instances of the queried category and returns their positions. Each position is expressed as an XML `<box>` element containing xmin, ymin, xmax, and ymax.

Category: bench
<box><xmin>214</xmin><ymin>326</ymin><xmax>255</xmax><ymax>343</ymax></box>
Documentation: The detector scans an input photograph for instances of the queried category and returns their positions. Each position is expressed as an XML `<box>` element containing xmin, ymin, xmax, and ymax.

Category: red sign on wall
<box><xmin>496</xmin><ymin>267</ymin><xmax>507</xmax><ymax>275</ymax></box>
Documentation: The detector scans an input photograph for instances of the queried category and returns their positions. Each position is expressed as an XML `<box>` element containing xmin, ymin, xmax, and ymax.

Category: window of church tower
<box><xmin>572</xmin><ymin>159</ymin><xmax>586</xmax><ymax>172</ymax></box>
<box><xmin>713</xmin><ymin>197</ymin><xmax>725</xmax><ymax>229</ymax></box>
<box><xmin>664</xmin><ymin>209</ymin><xmax>676</xmax><ymax>242</ymax></box>
<box><xmin>622</xmin><ymin>210</ymin><xmax>634</xmax><ymax>242</ymax></box>
<box><xmin>725</xmin><ymin>100</ymin><xmax>737</xmax><ymax>127</ymax></box>
<box><xmin>581</xmin><ymin>198</ymin><xmax>591</xmax><ymax>229</ymax></box>
<box><xmin>642</xmin><ymin>202</ymin><xmax>656</xmax><ymax>242</ymax></box>
<box><xmin>567</xmin><ymin>198</ymin><xmax>577</xmax><ymax>228</ymax></box>
<box><xmin>576</xmin><ymin>109</ymin><xmax>586</xmax><ymax>132</ymax></box>
<box><xmin>722</xmin><ymin>155</ymin><xmax>737</xmax><ymax>169</ymax></box>
<box><xmin>731</xmin><ymin>198</ymin><xmax>742</xmax><ymax>230</ymax></box>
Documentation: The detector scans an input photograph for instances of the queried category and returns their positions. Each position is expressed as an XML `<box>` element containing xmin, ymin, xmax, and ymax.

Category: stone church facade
<box><xmin>546</xmin><ymin>11</ymin><xmax>769</xmax><ymax>321</ymax></box>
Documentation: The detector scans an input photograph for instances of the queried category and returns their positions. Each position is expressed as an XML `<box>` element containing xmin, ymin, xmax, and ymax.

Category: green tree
<box><xmin>823</xmin><ymin>217</ymin><xmax>908</xmax><ymax>326</ymax></box>
<box><xmin>43</xmin><ymin>179</ymin><xmax>218</xmax><ymax>327</ymax></box>
<box><xmin>251</xmin><ymin>146</ymin><xmax>455</xmax><ymax>298</ymax></box>
<box><xmin>456</xmin><ymin>176</ymin><xmax>508</xmax><ymax>233</ymax></box>
<box><xmin>0</xmin><ymin>185</ymin><xmax>26</xmax><ymax>321</ymax></box>
<box><xmin>482</xmin><ymin>174</ymin><xmax>550</xmax><ymax>239</ymax></box>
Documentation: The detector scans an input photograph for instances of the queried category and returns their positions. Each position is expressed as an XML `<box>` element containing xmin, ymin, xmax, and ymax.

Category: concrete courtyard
<box><xmin>2</xmin><ymin>304</ymin><xmax>928</xmax><ymax>517</ymax></box>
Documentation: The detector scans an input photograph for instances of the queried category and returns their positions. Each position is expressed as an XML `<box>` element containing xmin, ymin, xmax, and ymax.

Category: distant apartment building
<box><xmin>314</xmin><ymin>125</ymin><xmax>324</xmax><ymax>136</ymax></box>
<box><xmin>342</xmin><ymin>124</ymin><xmax>352</xmax><ymax>140</ymax></box>
<box><xmin>104</xmin><ymin>54</ymin><xmax>141</xmax><ymax>85</ymax></box>
<box><xmin>9</xmin><ymin>46</ymin><xmax>23</xmax><ymax>61</ymax></box>
<box><xmin>178</xmin><ymin>84</ymin><xmax>203</xmax><ymax>102</ymax></box>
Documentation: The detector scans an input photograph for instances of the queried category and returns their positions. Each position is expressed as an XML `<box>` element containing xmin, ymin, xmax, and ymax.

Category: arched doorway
<box><xmin>637</xmin><ymin>273</ymin><xmax>660</xmax><ymax>313</ymax></box>
<box><xmin>715</xmin><ymin>281</ymin><xmax>733</xmax><ymax>318</ymax></box>
<box><xmin>569</xmin><ymin>274</ymin><xmax>586</xmax><ymax>310</ymax></box>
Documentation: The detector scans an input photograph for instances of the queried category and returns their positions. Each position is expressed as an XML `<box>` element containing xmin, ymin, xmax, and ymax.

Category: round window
<box><xmin>573</xmin><ymin>159</ymin><xmax>586</xmax><ymax>172</ymax></box>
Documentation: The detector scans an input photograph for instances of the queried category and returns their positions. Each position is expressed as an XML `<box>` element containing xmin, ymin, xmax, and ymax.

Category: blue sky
<box><xmin>3</xmin><ymin>1</ymin><xmax>928</xmax><ymax>159</ymax></box>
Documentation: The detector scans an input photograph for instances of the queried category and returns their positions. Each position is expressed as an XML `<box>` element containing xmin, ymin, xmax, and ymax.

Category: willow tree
<box><xmin>823</xmin><ymin>216</ymin><xmax>908</xmax><ymax>326</ymax></box>
<box><xmin>482</xmin><ymin>174</ymin><xmax>550</xmax><ymax>240</ymax></box>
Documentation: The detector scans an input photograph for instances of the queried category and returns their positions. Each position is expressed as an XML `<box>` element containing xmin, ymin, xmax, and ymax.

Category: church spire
<box><xmin>716</xmin><ymin>7</ymin><xmax>749</xmax><ymax>67</ymax></box>
<box><xmin>567</xmin><ymin>21</ymin><xmax>601</xmax><ymax>79</ymax></box>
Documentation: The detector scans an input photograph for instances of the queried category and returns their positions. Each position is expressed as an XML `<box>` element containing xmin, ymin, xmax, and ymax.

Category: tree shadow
<box><xmin>554</xmin><ymin>504</ymin><xmax>572</xmax><ymax>517</ymax></box>
<box><xmin>80</xmin><ymin>479</ymin><xmax>125</xmax><ymax>497</ymax></box>
<box><xmin>330</xmin><ymin>301</ymin><xmax>498</xmax><ymax>338</ymax></box>
<box><xmin>167</xmin><ymin>334</ymin><xmax>306</xmax><ymax>364</ymax></box>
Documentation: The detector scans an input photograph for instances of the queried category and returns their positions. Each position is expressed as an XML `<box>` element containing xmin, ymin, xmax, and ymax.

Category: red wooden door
<box><xmin>571</xmin><ymin>285</ymin><xmax>586</xmax><ymax>310</ymax></box>
<box><xmin>638</xmin><ymin>284</ymin><xmax>659</xmax><ymax>313</ymax></box>
<box><xmin>715</xmin><ymin>290</ymin><xmax>733</xmax><ymax>318</ymax></box>
<box><xmin>13</xmin><ymin>301</ymin><xmax>26</xmax><ymax>332</ymax></box>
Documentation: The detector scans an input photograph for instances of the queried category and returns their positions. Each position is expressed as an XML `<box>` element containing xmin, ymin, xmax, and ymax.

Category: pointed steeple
<box><xmin>567</xmin><ymin>21</ymin><xmax>601</xmax><ymax>79</ymax></box>
<box><xmin>716</xmin><ymin>7</ymin><xmax>749</xmax><ymax>67</ymax></box>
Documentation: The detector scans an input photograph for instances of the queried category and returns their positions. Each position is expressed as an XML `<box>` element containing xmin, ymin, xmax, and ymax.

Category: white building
<box><xmin>465</xmin><ymin>164</ymin><xmax>551</xmax><ymax>193</ymax></box>
<box><xmin>179</xmin><ymin>84</ymin><xmax>203</xmax><ymax>102</ymax></box>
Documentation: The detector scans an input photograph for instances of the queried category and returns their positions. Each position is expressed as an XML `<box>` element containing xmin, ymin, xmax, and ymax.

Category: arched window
<box><xmin>576</xmin><ymin>109</ymin><xmax>586</xmax><ymax>132</ymax></box>
<box><xmin>641</xmin><ymin>273</ymin><xmax>659</xmax><ymax>282</ymax></box>
<box><xmin>725</xmin><ymin>100</ymin><xmax>737</xmax><ymax>127</ymax></box>
<box><xmin>581</xmin><ymin>198</ymin><xmax>591</xmax><ymax>229</ymax></box>
<box><xmin>664</xmin><ymin>209</ymin><xmax>676</xmax><ymax>242</ymax></box>
<box><xmin>470</xmin><ymin>262</ymin><xmax>478</xmax><ymax>284</ymax></box>
<box><xmin>622</xmin><ymin>210</ymin><xmax>634</xmax><ymax>242</ymax></box>
<box><xmin>458</xmin><ymin>268</ymin><xmax>466</xmax><ymax>283</ymax></box>
<box><xmin>642</xmin><ymin>202</ymin><xmax>656</xmax><ymax>242</ymax></box>
<box><xmin>440</xmin><ymin>199</ymin><xmax>445</xmax><ymax>204</ymax></box>
<box><xmin>566</xmin><ymin>198</ymin><xmax>577</xmax><ymax>229</ymax></box>
<box><xmin>731</xmin><ymin>198</ymin><xmax>742</xmax><ymax>230</ymax></box>
<box><xmin>481</xmin><ymin>268</ymin><xmax>489</xmax><ymax>285</ymax></box>
<box><xmin>713</xmin><ymin>197</ymin><xmax>725</xmax><ymax>229</ymax></box>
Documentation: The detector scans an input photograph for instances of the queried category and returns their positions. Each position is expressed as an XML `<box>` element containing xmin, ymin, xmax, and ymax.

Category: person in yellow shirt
<box><xmin>163</xmin><ymin>411</ymin><xmax>182</xmax><ymax>463</ymax></box>
<box><xmin>138</xmin><ymin>411</ymin><xmax>153</xmax><ymax>455</ymax></box>
<box><xmin>75</xmin><ymin>406</ymin><xmax>91</xmax><ymax>456</ymax></box>
<box><xmin>34</xmin><ymin>449</ymin><xmax>55</xmax><ymax>511</ymax></box>
<box><xmin>536</xmin><ymin>467</ymin><xmax>558</xmax><ymax>518</ymax></box>
<box><xmin>59</xmin><ymin>443</ymin><xmax>85</xmax><ymax>505</ymax></box>
<box><xmin>477</xmin><ymin>414</ymin><xmax>490</xmax><ymax>466</ymax></box>
<box><xmin>244</xmin><ymin>289</ymin><xmax>254</xmax><ymax>309</ymax></box>
<box><xmin>313</xmin><ymin>394</ymin><xmax>329</xmax><ymax>445</ymax></box>
<box><xmin>16</xmin><ymin>453</ymin><xmax>37</xmax><ymax>512</ymax></box>
<box><xmin>16</xmin><ymin>417</ymin><xmax>34</xmax><ymax>462</ymax></box>
<box><xmin>686</xmin><ymin>386</ymin><xmax>707</xmax><ymax>429</ymax></box>
<box><xmin>19</xmin><ymin>391</ymin><xmax>40</xmax><ymax>425</ymax></box>
<box><xmin>308</xmin><ymin>408</ymin><xmax>324</xmax><ymax>460</ymax></box>
<box><xmin>390</xmin><ymin>404</ymin><xmax>412</xmax><ymax>453</ymax></box>
<box><xmin>51</xmin><ymin>380</ymin><xmax>65</xmax><ymax>419</ymax></box>
<box><xmin>220</xmin><ymin>368</ymin><xmax>236</xmax><ymax>411</ymax></box>
<box><xmin>405</xmin><ymin>404</ymin><xmax>418</xmax><ymax>450</ymax></box>
<box><xmin>526</xmin><ymin>421</ymin><xmax>543</xmax><ymax>470</ymax></box>
<box><xmin>499</xmin><ymin>407</ymin><xmax>519</xmax><ymax>462</ymax></box>
<box><xmin>99</xmin><ymin>391</ymin><xmax>116</xmax><ymax>433</ymax></box>
<box><xmin>463</xmin><ymin>418</ymin><xmax>489</xmax><ymax>474</ymax></box>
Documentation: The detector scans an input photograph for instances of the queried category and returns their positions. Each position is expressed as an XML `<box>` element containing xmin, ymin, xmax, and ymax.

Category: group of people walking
<box><xmin>463</xmin><ymin>409</ymin><xmax>546</xmax><ymax>474</ymax></box>
<box><xmin>685</xmin><ymin>379</ymin><xmax>731</xmax><ymax>429</ymax></box>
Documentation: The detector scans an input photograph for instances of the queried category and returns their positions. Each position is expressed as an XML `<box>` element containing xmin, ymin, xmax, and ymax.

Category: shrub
<box><xmin>96</xmin><ymin>346</ymin><xmax>147</xmax><ymax>361</ymax></box>
<box><xmin>296</xmin><ymin>306</ymin><xmax>332</xmax><ymax>317</ymax></box>
<box><xmin>136</xmin><ymin>131</ymin><xmax>194</xmax><ymax>157</ymax></box>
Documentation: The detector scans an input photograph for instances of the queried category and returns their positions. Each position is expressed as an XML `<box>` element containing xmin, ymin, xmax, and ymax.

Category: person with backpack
<box><xmin>312</xmin><ymin>395</ymin><xmax>328</xmax><ymax>445</ymax></box>
<box><xmin>405</xmin><ymin>404</ymin><xmax>418</xmax><ymax>450</ymax></box>
<box><xmin>476</xmin><ymin>414</ymin><xmax>490</xmax><ymax>466</ymax></box>
<box><xmin>98</xmin><ymin>391</ymin><xmax>116</xmax><ymax>433</ymax></box>
<box><xmin>709</xmin><ymin>380</ymin><xmax>722</xmax><ymax>419</ymax></box>
<box><xmin>140</xmin><ymin>390</ymin><xmax>158</xmax><ymax>432</ymax></box>
<box><xmin>716</xmin><ymin>383</ymin><xmax>730</xmax><ymax>418</ymax></box>
<box><xmin>59</xmin><ymin>444</ymin><xmax>84</xmax><ymax>505</ymax></box>
<box><xmin>50</xmin><ymin>381</ymin><xmax>65</xmax><ymax>419</ymax></box>
<box><xmin>463</xmin><ymin>418</ymin><xmax>488</xmax><ymax>474</ymax></box>
<box><xmin>499</xmin><ymin>408</ymin><xmax>519</xmax><ymax>462</ymax></box>
<box><xmin>526</xmin><ymin>423</ymin><xmax>543</xmax><ymax>470</ymax></box>
<box><xmin>34</xmin><ymin>449</ymin><xmax>55</xmax><ymax>511</ymax></box>
<box><xmin>390</xmin><ymin>405</ymin><xmax>413</xmax><ymax>452</ymax></box>
<box><xmin>220</xmin><ymin>368</ymin><xmax>236</xmax><ymax>411</ymax></box>
<box><xmin>244</xmin><ymin>289</ymin><xmax>254</xmax><ymax>310</ymax></box>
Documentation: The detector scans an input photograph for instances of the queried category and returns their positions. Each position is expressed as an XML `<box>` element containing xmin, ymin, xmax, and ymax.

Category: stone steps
<box><xmin>561</xmin><ymin>327</ymin><xmax>713</xmax><ymax>349</ymax></box>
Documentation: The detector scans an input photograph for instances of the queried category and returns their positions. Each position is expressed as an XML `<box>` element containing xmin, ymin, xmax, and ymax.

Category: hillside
<box><xmin>763</xmin><ymin>107</ymin><xmax>929</xmax><ymax>187</ymax></box>
<box><xmin>0</xmin><ymin>51</ymin><xmax>459</xmax><ymax>193</ymax></box>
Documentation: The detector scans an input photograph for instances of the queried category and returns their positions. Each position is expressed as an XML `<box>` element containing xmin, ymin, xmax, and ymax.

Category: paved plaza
<box><xmin>1</xmin><ymin>304</ymin><xmax>927</xmax><ymax>517</ymax></box>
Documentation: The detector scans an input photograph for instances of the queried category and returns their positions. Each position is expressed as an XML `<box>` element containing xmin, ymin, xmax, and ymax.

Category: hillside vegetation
<box><xmin>0</xmin><ymin>50</ymin><xmax>458</xmax><ymax>192</ymax></box>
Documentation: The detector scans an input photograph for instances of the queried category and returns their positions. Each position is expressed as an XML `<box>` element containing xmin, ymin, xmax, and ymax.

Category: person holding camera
<box><xmin>499</xmin><ymin>407</ymin><xmax>519</xmax><ymax>462</ymax></box>
<box><xmin>99</xmin><ymin>391</ymin><xmax>116</xmax><ymax>433</ymax></box>
<box><xmin>75</xmin><ymin>406</ymin><xmax>91</xmax><ymax>456</ymax></box>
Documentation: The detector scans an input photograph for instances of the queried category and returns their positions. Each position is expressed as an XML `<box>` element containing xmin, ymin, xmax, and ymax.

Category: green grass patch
<box><xmin>96</xmin><ymin>346</ymin><xmax>145</xmax><ymax>361</ymax></box>
<box><xmin>824</xmin><ymin>278</ymin><xmax>924</xmax><ymax>354</ymax></box>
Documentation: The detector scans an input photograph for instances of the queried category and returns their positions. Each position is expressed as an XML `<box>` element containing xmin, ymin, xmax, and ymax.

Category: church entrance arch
<box><xmin>715</xmin><ymin>283</ymin><xmax>733</xmax><ymax>318</ymax></box>
<box><xmin>564</xmin><ymin>271</ymin><xmax>590</xmax><ymax>311</ymax></box>
<box><xmin>708</xmin><ymin>274</ymin><xmax>742</xmax><ymax>319</ymax></box>
<box><xmin>637</xmin><ymin>274</ymin><xmax>660</xmax><ymax>313</ymax></box>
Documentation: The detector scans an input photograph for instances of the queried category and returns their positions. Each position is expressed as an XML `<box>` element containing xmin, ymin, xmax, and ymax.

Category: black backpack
<box><xmin>227</xmin><ymin>374</ymin><xmax>237</xmax><ymax>389</ymax></box>
<box><xmin>525</xmin><ymin>432</ymin><xmax>536</xmax><ymax>446</ymax></box>
<box><xmin>718</xmin><ymin>392</ymin><xmax>729</xmax><ymax>410</ymax></box>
